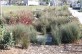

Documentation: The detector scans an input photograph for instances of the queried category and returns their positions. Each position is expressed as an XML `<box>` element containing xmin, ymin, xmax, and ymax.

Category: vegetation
<box><xmin>0</xmin><ymin>6</ymin><xmax>81</xmax><ymax>49</ymax></box>
<box><xmin>2</xmin><ymin>6</ymin><xmax>49</xmax><ymax>13</ymax></box>
<box><xmin>33</xmin><ymin>6</ymin><xmax>81</xmax><ymax>45</ymax></box>
<box><xmin>3</xmin><ymin>10</ymin><xmax>33</xmax><ymax>25</ymax></box>
<box><xmin>8</xmin><ymin>24</ymin><xmax>36</xmax><ymax>49</ymax></box>
<box><xmin>60</xmin><ymin>22</ymin><xmax>81</xmax><ymax>43</ymax></box>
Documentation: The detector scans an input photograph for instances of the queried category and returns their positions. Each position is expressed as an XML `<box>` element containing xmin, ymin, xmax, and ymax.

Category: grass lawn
<box><xmin>2</xmin><ymin>6</ymin><xmax>49</xmax><ymax>13</ymax></box>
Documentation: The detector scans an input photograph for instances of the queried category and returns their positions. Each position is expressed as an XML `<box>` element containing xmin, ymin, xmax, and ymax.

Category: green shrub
<box><xmin>28</xmin><ymin>25</ymin><xmax>37</xmax><ymax>43</ymax></box>
<box><xmin>37</xmin><ymin>16</ymin><xmax>72</xmax><ymax>34</ymax></box>
<box><xmin>33</xmin><ymin>6</ymin><xmax>74</xmax><ymax>35</ymax></box>
<box><xmin>0</xmin><ymin>30</ymin><xmax>14</xmax><ymax>49</ymax></box>
<box><xmin>50</xmin><ymin>21</ymin><xmax>81</xmax><ymax>45</ymax></box>
<box><xmin>51</xmin><ymin>25</ymin><xmax>61</xmax><ymax>45</ymax></box>
<box><xmin>0</xmin><ymin>24</ymin><xmax>35</xmax><ymax>49</ymax></box>
<box><xmin>6</xmin><ymin>24</ymin><xmax>37</xmax><ymax>48</ymax></box>
<box><xmin>1</xmin><ymin>32</ymin><xmax>13</xmax><ymax>45</ymax></box>
<box><xmin>21</xmin><ymin>36</ymin><xmax>30</xmax><ymax>49</ymax></box>
<box><xmin>60</xmin><ymin>22</ymin><xmax>81</xmax><ymax>43</ymax></box>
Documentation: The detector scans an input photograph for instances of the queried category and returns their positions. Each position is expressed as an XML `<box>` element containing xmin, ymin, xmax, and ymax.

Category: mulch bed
<box><xmin>0</xmin><ymin>39</ymin><xmax>82</xmax><ymax>54</ymax></box>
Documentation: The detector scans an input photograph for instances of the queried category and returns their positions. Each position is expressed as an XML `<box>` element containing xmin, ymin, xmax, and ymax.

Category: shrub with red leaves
<box><xmin>4</xmin><ymin>10</ymin><xmax>33</xmax><ymax>25</ymax></box>
<box><xmin>19</xmin><ymin>17</ymin><xmax>32</xmax><ymax>25</ymax></box>
<box><xmin>17</xmin><ymin>10</ymin><xmax>33</xmax><ymax>25</ymax></box>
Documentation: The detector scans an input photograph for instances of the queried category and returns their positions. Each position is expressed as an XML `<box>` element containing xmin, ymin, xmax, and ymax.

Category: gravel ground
<box><xmin>0</xmin><ymin>43</ymin><xmax>82</xmax><ymax>54</ymax></box>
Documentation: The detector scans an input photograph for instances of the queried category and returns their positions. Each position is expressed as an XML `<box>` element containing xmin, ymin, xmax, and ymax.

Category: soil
<box><xmin>0</xmin><ymin>40</ymin><xmax>82</xmax><ymax>54</ymax></box>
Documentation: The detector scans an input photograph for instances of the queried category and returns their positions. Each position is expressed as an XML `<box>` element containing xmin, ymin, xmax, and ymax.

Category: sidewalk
<box><xmin>68</xmin><ymin>8</ymin><xmax>82</xmax><ymax>24</ymax></box>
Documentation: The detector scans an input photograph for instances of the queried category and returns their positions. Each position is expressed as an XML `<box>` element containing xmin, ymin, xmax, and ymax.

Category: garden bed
<box><xmin>0</xmin><ymin>6</ymin><xmax>82</xmax><ymax>54</ymax></box>
<box><xmin>0</xmin><ymin>41</ymin><xmax>82</xmax><ymax>54</ymax></box>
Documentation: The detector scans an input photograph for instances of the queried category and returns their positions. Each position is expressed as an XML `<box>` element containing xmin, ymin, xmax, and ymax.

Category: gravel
<box><xmin>0</xmin><ymin>43</ymin><xmax>82</xmax><ymax>54</ymax></box>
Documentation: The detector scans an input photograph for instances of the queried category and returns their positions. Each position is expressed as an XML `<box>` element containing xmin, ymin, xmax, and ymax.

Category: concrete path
<box><xmin>68</xmin><ymin>8</ymin><xmax>82</xmax><ymax>24</ymax></box>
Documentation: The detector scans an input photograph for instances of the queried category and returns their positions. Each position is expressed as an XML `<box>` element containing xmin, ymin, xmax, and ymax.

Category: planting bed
<box><xmin>0</xmin><ymin>39</ymin><xmax>82</xmax><ymax>54</ymax></box>
<box><xmin>0</xmin><ymin>5</ymin><xmax>82</xmax><ymax>54</ymax></box>
<box><xmin>0</xmin><ymin>41</ymin><xmax>82</xmax><ymax>54</ymax></box>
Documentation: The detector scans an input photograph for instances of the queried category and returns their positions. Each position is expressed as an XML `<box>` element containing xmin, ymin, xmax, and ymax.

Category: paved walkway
<box><xmin>68</xmin><ymin>8</ymin><xmax>82</xmax><ymax>24</ymax></box>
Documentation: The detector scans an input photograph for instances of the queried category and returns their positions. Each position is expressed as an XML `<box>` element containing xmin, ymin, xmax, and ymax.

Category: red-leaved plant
<box><xmin>18</xmin><ymin>10</ymin><xmax>33</xmax><ymax>25</ymax></box>
<box><xmin>5</xmin><ymin>10</ymin><xmax>33</xmax><ymax>25</ymax></box>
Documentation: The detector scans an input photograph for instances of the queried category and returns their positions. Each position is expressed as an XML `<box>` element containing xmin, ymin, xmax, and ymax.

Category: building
<box><xmin>28</xmin><ymin>0</ymin><xmax>39</xmax><ymax>6</ymax></box>
<box><xmin>0</xmin><ymin>1</ymin><xmax>8</xmax><ymax>5</ymax></box>
<box><xmin>24</xmin><ymin>0</ymin><xmax>39</xmax><ymax>6</ymax></box>
<box><xmin>50</xmin><ymin>0</ymin><xmax>62</xmax><ymax>6</ymax></box>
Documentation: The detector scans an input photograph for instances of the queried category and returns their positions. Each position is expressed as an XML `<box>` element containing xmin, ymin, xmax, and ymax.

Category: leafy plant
<box><xmin>0</xmin><ymin>30</ymin><xmax>14</xmax><ymax>49</ymax></box>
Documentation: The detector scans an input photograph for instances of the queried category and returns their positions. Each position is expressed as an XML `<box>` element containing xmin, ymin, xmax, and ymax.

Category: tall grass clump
<box><xmin>60</xmin><ymin>22</ymin><xmax>81</xmax><ymax>43</ymax></box>
<box><xmin>33</xmin><ymin>6</ymin><xmax>73</xmax><ymax>34</ymax></box>
<box><xmin>5</xmin><ymin>24</ymin><xmax>37</xmax><ymax>49</ymax></box>
<box><xmin>50</xmin><ymin>21</ymin><xmax>81</xmax><ymax>45</ymax></box>
<box><xmin>51</xmin><ymin>25</ymin><xmax>61</xmax><ymax>45</ymax></box>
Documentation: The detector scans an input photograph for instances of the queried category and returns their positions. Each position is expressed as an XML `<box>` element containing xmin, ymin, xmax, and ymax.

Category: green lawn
<box><xmin>2</xmin><ymin>6</ymin><xmax>49</xmax><ymax>13</ymax></box>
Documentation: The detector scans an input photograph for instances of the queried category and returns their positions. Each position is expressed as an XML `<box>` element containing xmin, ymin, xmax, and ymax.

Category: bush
<box><xmin>5</xmin><ymin>24</ymin><xmax>37</xmax><ymax>48</ymax></box>
<box><xmin>51</xmin><ymin>25</ymin><xmax>61</xmax><ymax>45</ymax></box>
<box><xmin>3</xmin><ymin>10</ymin><xmax>33</xmax><ymax>25</ymax></box>
<box><xmin>21</xmin><ymin>36</ymin><xmax>30</xmax><ymax>49</ymax></box>
<box><xmin>17</xmin><ymin>10</ymin><xmax>33</xmax><ymax>25</ymax></box>
<box><xmin>1</xmin><ymin>32</ymin><xmax>13</xmax><ymax>45</ymax></box>
<box><xmin>36</xmin><ymin>16</ymin><xmax>73</xmax><ymax>35</ymax></box>
<box><xmin>33</xmin><ymin>6</ymin><xmax>75</xmax><ymax>35</ymax></box>
<box><xmin>0</xmin><ymin>30</ymin><xmax>14</xmax><ymax>49</ymax></box>
<box><xmin>50</xmin><ymin>21</ymin><xmax>81</xmax><ymax>45</ymax></box>
<box><xmin>49</xmin><ymin>13</ymin><xmax>80</xmax><ymax>45</ymax></box>
<box><xmin>60</xmin><ymin>22</ymin><xmax>81</xmax><ymax>43</ymax></box>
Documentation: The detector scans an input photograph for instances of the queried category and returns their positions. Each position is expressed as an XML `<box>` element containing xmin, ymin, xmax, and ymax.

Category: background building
<box><xmin>50</xmin><ymin>0</ymin><xmax>62</xmax><ymax>6</ymax></box>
